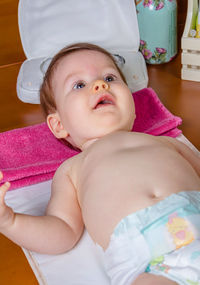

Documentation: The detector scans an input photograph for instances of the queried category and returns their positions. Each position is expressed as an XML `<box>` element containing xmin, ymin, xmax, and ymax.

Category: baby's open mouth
<box><xmin>94</xmin><ymin>95</ymin><xmax>115</xmax><ymax>109</ymax></box>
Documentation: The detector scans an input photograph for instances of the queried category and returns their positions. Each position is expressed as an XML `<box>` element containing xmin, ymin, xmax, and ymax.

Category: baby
<box><xmin>1</xmin><ymin>43</ymin><xmax>200</xmax><ymax>285</ymax></box>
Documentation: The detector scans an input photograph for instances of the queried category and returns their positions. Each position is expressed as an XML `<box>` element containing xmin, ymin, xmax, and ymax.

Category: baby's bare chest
<box><xmin>76</xmin><ymin>133</ymin><xmax>179</xmax><ymax>201</ymax></box>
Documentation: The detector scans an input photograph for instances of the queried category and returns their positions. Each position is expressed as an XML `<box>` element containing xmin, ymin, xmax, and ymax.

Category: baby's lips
<box><xmin>93</xmin><ymin>93</ymin><xmax>115</xmax><ymax>109</ymax></box>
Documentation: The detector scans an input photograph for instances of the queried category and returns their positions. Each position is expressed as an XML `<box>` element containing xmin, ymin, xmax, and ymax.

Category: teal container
<box><xmin>136</xmin><ymin>0</ymin><xmax>177</xmax><ymax>64</ymax></box>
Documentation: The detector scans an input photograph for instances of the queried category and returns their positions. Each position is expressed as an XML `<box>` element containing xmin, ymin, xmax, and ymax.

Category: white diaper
<box><xmin>97</xmin><ymin>191</ymin><xmax>200</xmax><ymax>285</ymax></box>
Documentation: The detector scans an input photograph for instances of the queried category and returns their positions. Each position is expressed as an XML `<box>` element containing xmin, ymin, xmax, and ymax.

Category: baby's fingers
<box><xmin>0</xmin><ymin>181</ymin><xmax>10</xmax><ymax>204</ymax></box>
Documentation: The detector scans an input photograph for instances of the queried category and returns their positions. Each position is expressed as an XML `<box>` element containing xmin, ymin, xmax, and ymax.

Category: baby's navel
<box><xmin>150</xmin><ymin>189</ymin><xmax>163</xmax><ymax>200</ymax></box>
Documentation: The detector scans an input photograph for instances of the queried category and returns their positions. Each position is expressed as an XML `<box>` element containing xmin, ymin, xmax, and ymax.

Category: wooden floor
<box><xmin>0</xmin><ymin>0</ymin><xmax>200</xmax><ymax>284</ymax></box>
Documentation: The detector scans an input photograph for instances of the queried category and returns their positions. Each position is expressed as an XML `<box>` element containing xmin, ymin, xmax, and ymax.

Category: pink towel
<box><xmin>0</xmin><ymin>88</ymin><xmax>182</xmax><ymax>190</ymax></box>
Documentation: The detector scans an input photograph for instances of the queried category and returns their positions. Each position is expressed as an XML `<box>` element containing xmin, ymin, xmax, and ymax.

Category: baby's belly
<box><xmin>77</xmin><ymin>141</ymin><xmax>200</xmax><ymax>249</ymax></box>
<box><xmin>81</xmin><ymin>182</ymin><xmax>199</xmax><ymax>250</ymax></box>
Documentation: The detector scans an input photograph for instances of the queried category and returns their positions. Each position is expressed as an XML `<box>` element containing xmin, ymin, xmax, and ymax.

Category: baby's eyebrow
<box><xmin>104</xmin><ymin>66</ymin><xmax>121</xmax><ymax>75</ymax></box>
<box><xmin>63</xmin><ymin>73</ymin><xmax>79</xmax><ymax>89</ymax></box>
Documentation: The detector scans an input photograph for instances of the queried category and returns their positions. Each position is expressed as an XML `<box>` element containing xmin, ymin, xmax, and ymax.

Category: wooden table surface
<box><xmin>0</xmin><ymin>0</ymin><xmax>200</xmax><ymax>284</ymax></box>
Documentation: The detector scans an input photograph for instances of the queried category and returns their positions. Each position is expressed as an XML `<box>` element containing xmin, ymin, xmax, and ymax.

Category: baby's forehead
<box><xmin>53</xmin><ymin>49</ymin><xmax>117</xmax><ymax>79</ymax></box>
<box><xmin>60</xmin><ymin>49</ymin><xmax>115</xmax><ymax>68</ymax></box>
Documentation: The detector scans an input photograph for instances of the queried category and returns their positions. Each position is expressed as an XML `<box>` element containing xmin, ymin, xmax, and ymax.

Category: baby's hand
<box><xmin>0</xmin><ymin>172</ymin><xmax>14</xmax><ymax>230</ymax></box>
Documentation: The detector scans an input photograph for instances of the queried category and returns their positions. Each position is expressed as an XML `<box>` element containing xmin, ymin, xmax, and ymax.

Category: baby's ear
<box><xmin>47</xmin><ymin>113</ymin><xmax>68</xmax><ymax>139</ymax></box>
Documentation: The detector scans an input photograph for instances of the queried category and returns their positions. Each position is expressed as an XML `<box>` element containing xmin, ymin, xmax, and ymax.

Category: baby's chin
<box><xmin>101</xmin><ymin>120</ymin><xmax>134</xmax><ymax>134</ymax></box>
<box><xmin>70</xmin><ymin>116</ymin><xmax>136</xmax><ymax>150</ymax></box>
<box><xmin>80</xmin><ymin>127</ymin><xmax>134</xmax><ymax>150</ymax></box>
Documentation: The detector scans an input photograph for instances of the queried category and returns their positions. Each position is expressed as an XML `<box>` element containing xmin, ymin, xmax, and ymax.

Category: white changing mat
<box><xmin>5</xmin><ymin>135</ymin><xmax>199</xmax><ymax>285</ymax></box>
<box><xmin>6</xmin><ymin>181</ymin><xmax>109</xmax><ymax>285</ymax></box>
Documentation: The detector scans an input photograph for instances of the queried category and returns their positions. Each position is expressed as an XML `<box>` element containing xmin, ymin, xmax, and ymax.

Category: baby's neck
<box><xmin>80</xmin><ymin>138</ymin><xmax>99</xmax><ymax>151</ymax></box>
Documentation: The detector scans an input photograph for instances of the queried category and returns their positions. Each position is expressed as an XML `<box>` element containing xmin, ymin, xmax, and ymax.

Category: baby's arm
<box><xmin>0</xmin><ymin>163</ymin><xmax>84</xmax><ymax>254</ymax></box>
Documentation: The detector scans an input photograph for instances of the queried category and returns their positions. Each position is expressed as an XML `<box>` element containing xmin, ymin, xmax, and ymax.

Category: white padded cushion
<box><xmin>17</xmin><ymin>0</ymin><xmax>148</xmax><ymax>104</ymax></box>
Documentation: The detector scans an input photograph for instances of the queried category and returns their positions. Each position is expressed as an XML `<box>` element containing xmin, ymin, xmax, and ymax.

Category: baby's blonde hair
<box><xmin>40</xmin><ymin>42</ymin><xmax>127</xmax><ymax>117</ymax></box>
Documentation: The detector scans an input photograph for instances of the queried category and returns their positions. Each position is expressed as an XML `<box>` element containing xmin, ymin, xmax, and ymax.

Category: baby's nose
<box><xmin>92</xmin><ymin>80</ymin><xmax>109</xmax><ymax>93</ymax></box>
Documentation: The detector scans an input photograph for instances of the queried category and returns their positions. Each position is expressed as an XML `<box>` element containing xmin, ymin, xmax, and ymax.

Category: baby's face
<box><xmin>49</xmin><ymin>50</ymin><xmax>136</xmax><ymax>150</ymax></box>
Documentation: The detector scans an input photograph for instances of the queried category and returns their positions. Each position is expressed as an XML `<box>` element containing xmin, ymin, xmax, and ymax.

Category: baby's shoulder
<box><xmin>155</xmin><ymin>135</ymin><xmax>180</xmax><ymax>150</ymax></box>
<box><xmin>156</xmin><ymin>135</ymin><xmax>177</xmax><ymax>144</ymax></box>
<box><xmin>52</xmin><ymin>154</ymin><xmax>82</xmax><ymax>189</ymax></box>
<box><xmin>55</xmin><ymin>153</ymin><xmax>81</xmax><ymax>176</ymax></box>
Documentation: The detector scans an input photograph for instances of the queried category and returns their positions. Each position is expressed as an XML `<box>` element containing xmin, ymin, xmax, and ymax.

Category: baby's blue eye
<box><xmin>105</xmin><ymin>75</ymin><xmax>115</xmax><ymax>82</ymax></box>
<box><xmin>73</xmin><ymin>82</ymin><xmax>85</xmax><ymax>89</ymax></box>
